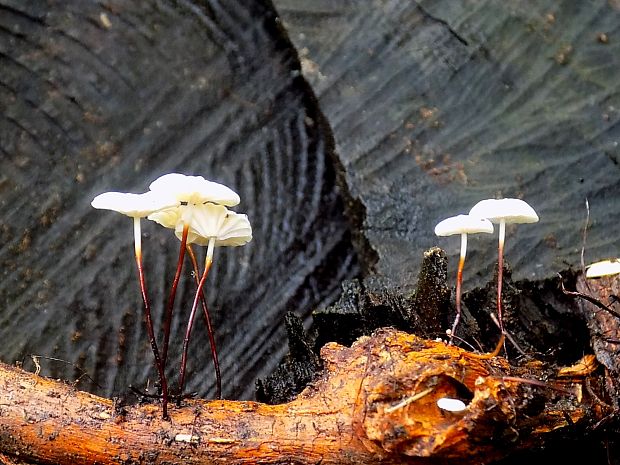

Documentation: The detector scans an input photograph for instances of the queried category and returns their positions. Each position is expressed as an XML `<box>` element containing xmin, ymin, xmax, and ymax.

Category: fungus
<box><xmin>469</xmin><ymin>198</ymin><xmax>539</xmax><ymax>332</ymax></box>
<box><xmin>436</xmin><ymin>397</ymin><xmax>467</xmax><ymax>412</ymax></box>
<box><xmin>91</xmin><ymin>190</ymin><xmax>179</xmax><ymax>419</ymax></box>
<box><xmin>175</xmin><ymin>203</ymin><xmax>251</xmax><ymax>395</ymax></box>
<box><xmin>149</xmin><ymin>173</ymin><xmax>240</xmax><ymax>206</ymax></box>
<box><xmin>149</xmin><ymin>201</ymin><xmax>252</xmax><ymax>396</ymax></box>
<box><xmin>147</xmin><ymin>173</ymin><xmax>241</xmax><ymax>398</ymax></box>
<box><xmin>435</xmin><ymin>215</ymin><xmax>494</xmax><ymax>342</ymax></box>
<box><xmin>586</xmin><ymin>258</ymin><xmax>620</xmax><ymax>278</ymax></box>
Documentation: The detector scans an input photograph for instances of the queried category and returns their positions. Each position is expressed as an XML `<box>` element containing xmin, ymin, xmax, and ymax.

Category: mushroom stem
<box><xmin>186</xmin><ymin>244</ymin><xmax>222</xmax><ymax>399</ymax></box>
<box><xmin>161</xmin><ymin>223</ymin><xmax>190</xmax><ymax>367</ymax></box>
<box><xmin>178</xmin><ymin>237</ymin><xmax>216</xmax><ymax>396</ymax></box>
<box><xmin>206</xmin><ymin>235</ymin><xmax>216</xmax><ymax>267</ymax></box>
<box><xmin>497</xmin><ymin>220</ymin><xmax>506</xmax><ymax>332</ymax></box>
<box><xmin>132</xmin><ymin>216</ymin><xmax>169</xmax><ymax>419</ymax></box>
<box><xmin>449</xmin><ymin>233</ymin><xmax>467</xmax><ymax>343</ymax></box>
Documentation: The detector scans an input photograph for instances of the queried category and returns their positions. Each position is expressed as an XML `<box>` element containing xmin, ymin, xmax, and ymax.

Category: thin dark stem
<box><xmin>449</xmin><ymin>234</ymin><xmax>467</xmax><ymax>344</ymax></box>
<box><xmin>497</xmin><ymin>221</ymin><xmax>506</xmax><ymax>333</ymax></box>
<box><xmin>186</xmin><ymin>245</ymin><xmax>221</xmax><ymax>399</ymax></box>
<box><xmin>178</xmin><ymin>255</ymin><xmax>213</xmax><ymax>396</ymax></box>
<box><xmin>161</xmin><ymin>224</ymin><xmax>189</xmax><ymax>366</ymax></box>
<box><xmin>134</xmin><ymin>248</ymin><xmax>169</xmax><ymax>419</ymax></box>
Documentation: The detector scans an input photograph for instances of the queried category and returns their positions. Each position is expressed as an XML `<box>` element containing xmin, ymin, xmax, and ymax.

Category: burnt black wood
<box><xmin>0</xmin><ymin>0</ymin><xmax>358</xmax><ymax>400</ymax></box>
<box><xmin>273</xmin><ymin>0</ymin><xmax>620</xmax><ymax>291</ymax></box>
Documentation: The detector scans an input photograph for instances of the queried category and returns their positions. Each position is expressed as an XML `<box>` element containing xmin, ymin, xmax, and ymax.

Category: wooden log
<box><xmin>0</xmin><ymin>328</ymin><xmax>600</xmax><ymax>465</ymax></box>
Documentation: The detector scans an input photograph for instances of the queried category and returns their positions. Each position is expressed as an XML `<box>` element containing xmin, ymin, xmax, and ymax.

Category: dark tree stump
<box><xmin>273</xmin><ymin>0</ymin><xmax>620</xmax><ymax>290</ymax></box>
<box><xmin>0</xmin><ymin>0</ymin><xmax>357</xmax><ymax>399</ymax></box>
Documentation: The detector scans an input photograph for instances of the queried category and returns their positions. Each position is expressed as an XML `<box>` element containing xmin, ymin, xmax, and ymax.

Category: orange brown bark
<box><xmin>0</xmin><ymin>328</ymin><xmax>599</xmax><ymax>465</ymax></box>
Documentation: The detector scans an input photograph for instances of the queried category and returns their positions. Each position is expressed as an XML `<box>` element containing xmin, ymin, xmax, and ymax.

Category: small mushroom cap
<box><xmin>434</xmin><ymin>214</ymin><xmax>494</xmax><ymax>237</ymax></box>
<box><xmin>586</xmin><ymin>259</ymin><xmax>620</xmax><ymax>278</ymax></box>
<box><xmin>147</xmin><ymin>206</ymin><xmax>182</xmax><ymax>229</ymax></box>
<box><xmin>91</xmin><ymin>191</ymin><xmax>179</xmax><ymax>218</ymax></box>
<box><xmin>469</xmin><ymin>198</ymin><xmax>539</xmax><ymax>224</ymax></box>
<box><xmin>172</xmin><ymin>203</ymin><xmax>252</xmax><ymax>247</ymax></box>
<box><xmin>436</xmin><ymin>397</ymin><xmax>467</xmax><ymax>412</ymax></box>
<box><xmin>149</xmin><ymin>173</ymin><xmax>240</xmax><ymax>206</ymax></box>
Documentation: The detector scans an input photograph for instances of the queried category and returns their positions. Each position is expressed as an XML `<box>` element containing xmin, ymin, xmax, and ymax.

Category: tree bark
<box><xmin>0</xmin><ymin>327</ymin><xmax>602</xmax><ymax>465</ymax></box>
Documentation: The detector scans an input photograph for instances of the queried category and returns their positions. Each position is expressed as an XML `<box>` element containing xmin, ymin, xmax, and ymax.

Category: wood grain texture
<box><xmin>273</xmin><ymin>0</ymin><xmax>620</xmax><ymax>291</ymax></box>
<box><xmin>0</xmin><ymin>0</ymin><xmax>358</xmax><ymax>399</ymax></box>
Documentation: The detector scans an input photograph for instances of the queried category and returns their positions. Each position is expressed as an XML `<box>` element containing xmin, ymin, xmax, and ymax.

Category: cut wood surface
<box><xmin>0</xmin><ymin>0</ymin><xmax>357</xmax><ymax>399</ymax></box>
<box><xmin>0</xmin><ymin>328</ymin><xmax>600</xmax><ymax>465</ymax></box>
<box><xmin>274</xmin><ymin>0</ymin><xmax>620</xmax><ymax>289</ymax></box>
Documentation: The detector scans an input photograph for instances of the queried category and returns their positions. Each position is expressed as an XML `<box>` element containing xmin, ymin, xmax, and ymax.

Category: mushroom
<box><xmin>147</xmin><ymin>173</ymin><xmax>241</xmax><ymax>398</ymax></box>
<box><xmin>435</xmin><ymin>214</ymin><xmax>494</xmax><ymax>342</ymax></box>
<box><xmin>586</xmin><ymin>258</ymin><xmax>620</xmax><ymax>278</ymax></box>
<box><xmin>149</xmin><ymin>202</ymin><xmax>252</xmax><ymax>396</ymax></box>
<box><xmin>469</xmin><ymin>198</ymin><xmax>539</xmax><ymax>332</ymax></box>
<box><xmin>176</xmin><ymin>203</ymin><xmax>252</xmax><ymax>396</ymax></box>
<box><xmin>436</xmin><ymin>397</ymin><xmax>468</xmax><ymax>413</ymax></box>
<box><xmin>91</xmin><ymin>190</ymin><xmax>179</xmax><ymax>419</ymax></box>
<box><xmin>149</xmin><ymin>173</ymin><xmax>240</xmax><ymax>206</ymax></box>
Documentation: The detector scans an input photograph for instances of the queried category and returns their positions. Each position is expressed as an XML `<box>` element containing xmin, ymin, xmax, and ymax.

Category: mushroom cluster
<box><xmin>92</xmin><ymin>173</ymin><xmax>252</xmax><ymax>418</ymax></box>
<box><xmin>434</xmin><ymin>198</ymin><xmax>539</xmax><ymax>343</ymax></box>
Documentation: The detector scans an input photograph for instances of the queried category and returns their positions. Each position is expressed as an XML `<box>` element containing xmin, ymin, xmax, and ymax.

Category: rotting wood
<box><xmin>0</xmin><ymin>327</ymin><xmax>605</xmax><ymax>465</ymax></box>
<box><xmin>576</xmin><ymin>273</ymin><xmax>620</xmax><ymax>407</ymax></box>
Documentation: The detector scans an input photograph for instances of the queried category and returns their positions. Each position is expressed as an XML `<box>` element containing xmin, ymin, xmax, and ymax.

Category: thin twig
<box><xmin>499</xmin><ymin>376</ymin><xmax>574</xmax><ymax>395</ymax></box>
<box><xmin>26</xmin><ymin>355</ymin><xmax>103</xmax><ymax>389</ymax></box>
<box><xmin>384</xmin><ymin>387</ymin><xmax>434</xmax><ymax>413</ymax></box>
<box><xmin>581</xmin><ymin>198</ymin><xmax>591</xmax><ymax>292</ymax></box>
<box><xmin>558</xmin><ymin>275</ymin><xmax>620</xmax><ymax>320</ymax></box>
<box><xmin>447</xmin><ymin>333</ymin><xmax>478</xmax><ymax>352</ymax></box>
<box><xmin>490</xmin><ymin>313</ymin><xmax>527</xmax><ymax>356</ymax></box>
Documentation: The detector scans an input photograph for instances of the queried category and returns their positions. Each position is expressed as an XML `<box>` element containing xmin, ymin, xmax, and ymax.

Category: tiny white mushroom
<box><xmin>176</xmin><ymin>203</ymin><xmax>253</xmax><ymax>252</ymax></box>
<box><xmin>91</xmin><ymin>191</ymin><xmax>178</xmax><ymax>259</ymax></box>
<box><xmin>91</xmin><ymin>190</ymin><xmax>179</xmax><ymax>419</ymax></box>
<box><xmin>435</xmin><ymin>214</ymin><xmax>494</xmax><ymax>342</ymax></box>
<box><xmin>173</xmin><ymin>202</ymin><xmax>252</xmax><ymax>394</ymax></box>
<box><xmin>436</xmin><ymin>397</ymin><xmax>468</xmax><ymax>412</ymax></box>
<box><xmin>469</xmin><ymin>198</ymin><xmax>539</xmax><ymax>332</ymax></box>
<box><xmin>149</xmin><ymin>172</ymin><xmax>240</xmax><ymax>206</ymax></box>
<box><xmin>147</xmin><ymin>173</ymin><xmax>242</xmax><ymax>399</ymax></box>
<box><xmin>151</xmin><ymin>199</ymin><xmax>252</xmax><ymax>397</ymax></box>
<box><xmin>586</xmin><ymin>259</ymin><xmax>620</xmax><ymax>278</ymax></box>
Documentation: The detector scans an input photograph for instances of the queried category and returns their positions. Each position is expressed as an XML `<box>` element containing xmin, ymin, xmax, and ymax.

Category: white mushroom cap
<box><xmin>434</xmin><ymin>214</ymin><xmax>494</xmax><ymax>237</ymax></box>
<box><xmin>147</xmin><ymin>206</ymin><xmax>183</xmax><ymax>229</ymax></box>
<box><xmin>91</xmin><ymin>191</ymin><xmax>179</xmax><ymax>218</ymax></box>
<box><xmin>149</xmin><ymin>173</ymin><xmax>240</xmax><ymax>206</ymax></box>
<box><xmin>173</xmin><ymin>203</ymin><xmax>252</xmax><ymax>247</ymax></box>
<box><xmin>469</xmin><ymin>198</ymin><xmax>539</xmax><ymax>224</ymax></box>
<box><xmin>436</xmin><ymin>397</ymin><xmax>467</xmax><ymax>412</ymax></box>
<box><xmin>586</xmin><ymin>259</ymin><xmax>620</xmax><ymax>278</ymax></box>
